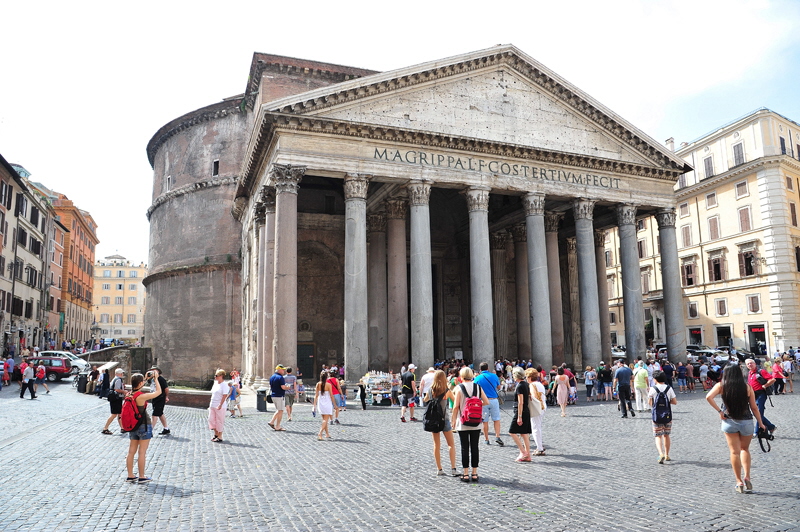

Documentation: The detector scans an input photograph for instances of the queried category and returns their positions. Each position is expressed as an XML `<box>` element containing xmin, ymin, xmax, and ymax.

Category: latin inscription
<box><xmin>374</xmin><ymin>148</ymin><xmax>622</xmax><ymax>189</ymax></box>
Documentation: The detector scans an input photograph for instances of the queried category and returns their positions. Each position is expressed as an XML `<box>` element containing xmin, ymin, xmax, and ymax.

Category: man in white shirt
<box><xmin>418</xmin><ymin>368</ymin><xmax>436</xmax><ymax>407</ymax></box>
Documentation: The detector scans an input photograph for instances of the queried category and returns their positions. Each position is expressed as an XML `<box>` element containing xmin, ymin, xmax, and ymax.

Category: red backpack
<box><xmin>459</xmin><ymin>383</ymin><xmax>483</xmax><ymax>427</ymax></box>
<box><xmin>120</xmin><ymin>391</ymin><xmax>144</xmax><ymax>432</ymax></box>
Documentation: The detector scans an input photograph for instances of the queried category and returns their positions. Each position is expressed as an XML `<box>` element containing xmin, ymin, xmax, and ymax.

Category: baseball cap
<box><xmin>427</xmin><ymin>367</ymin><xmax>435</xmax><ymax>372</ymax></box>
<box><xmin>276</xmin><ymin>364</ymin><xmax>286</xmax><ymax>370</ymax></box>
<box><xmin>408</xmin><ymin>364</ymin><xmax>417</xmax><ymax>370</ymax></box>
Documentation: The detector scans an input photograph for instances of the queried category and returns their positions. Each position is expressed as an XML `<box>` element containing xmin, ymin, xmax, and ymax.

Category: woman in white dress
<box><xmin>313</xmin><ymin>371</ymin><xmax>335</xmax><ymax>440</ymax></box>
<box><xmin>526</xmin><ymin>368</ymin><xmax>547</xmax><ymax>455</ymax></box>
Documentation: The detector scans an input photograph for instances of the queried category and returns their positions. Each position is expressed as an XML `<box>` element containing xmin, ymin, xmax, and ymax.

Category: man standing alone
<box><xmin>283</xmin><ymin>367</ymin><xmax>298</xmax><ymax>422</ymax></box>
<box><xmin>400</xmin><ymin>364</ymin><xmax>417</xmax><ymax>423</ymax></box>
<box><xmin>474</xmin><ymin>362</ymin><xmax>504</xmax><ymax>446</ymax></box>
<box><xmin>20</xmin><ymin>362</ymin><xmax>36</xmax><ymax>399</ymax></box>
<box><xmin>613</xmin><ymin>361</ymin><xmax>635</xmax><ymax>418</ymax></box>
<box><xmin>269</xmin><ymin>365</ymin><xmax>289</xmax><ymax>431</ymax></box>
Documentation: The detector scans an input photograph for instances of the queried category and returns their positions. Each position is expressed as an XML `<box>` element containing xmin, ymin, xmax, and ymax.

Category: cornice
<box><xmin>146</xmin><ymin>177</ymin><xmax>238</xmax><ymax>220</ymax></box>
<box><xmin>676</xmin><ymin>155</ymin><xmax>800</xmax><ymax>199</ymax></box>
<box><xmin>268</xmin><ymin>50</ymin><xmax>688</xmax><ymax>174</ymax></box>
<box><xmin>239</xmin><ymin>112</ymin><xmax>684</xmax><ymax>197</ymax></box>
<box><xmin>143</xmin><ymin>260</ymin><xmax>241</xmax><ymax>287</ymax></box>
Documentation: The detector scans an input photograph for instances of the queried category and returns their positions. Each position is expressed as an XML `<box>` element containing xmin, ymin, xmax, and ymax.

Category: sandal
<box><xmin>268</xmin><ymin>422</ymin><xmax>275</xmax><ymax>430</ymax></box>
<box><xmin>101</xmin><ymin>429</ymin><xmax>113</xmax><ymax>435</ymax></box>
<box><xmin>275</xmin><ymin>428</ymin><xmax>287</xmax><ymax>431</ymax></box>
<box><xmin>744</xmin><ymin>479</ymin><xmax>753</xmax><ymax>492</ymax></box>
<box><xmin>212</xmin><ymin>436</ymin><xmax>221</xmax><ymax>442</ymax></box>
<box><xmin>735</xmin><ymin>484</ymin><xmax>745</xmax><ymax>494</ymax></box>
<box><xmin>471</xmin><ymin>474</ymin><xmax>479</xmax><ymax>483</ymax></box>
<box><xmin>460</xmin><ymin>474</ymin><xmax>470</xmax><ymax>483</ymax></box>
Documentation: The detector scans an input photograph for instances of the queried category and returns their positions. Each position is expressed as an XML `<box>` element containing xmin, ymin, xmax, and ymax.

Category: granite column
<box><xmin>466</xmin><ymin>186</ymin><xmax>495</xmax><ymax>370</ymax></box>
<box><xmin>344</xmin><ymin>174</ymin><xmax>370</xmax><ymax>382</ymax></box>
<box><xmin>617</xmin><ymin>204</ymin><xmax>646</xmax><ymax>362</ymax></box>
<box><xmin>545</xmin><ymin>212</ymin><xmax>565</xmax><ymax>366</ymax></box>
<box><xmin>509</xmin><ymin>224</ymin><xmax>531</xmax><ymax>360</ymax></box>
<box><xmin>386</xmin><ymin>197</ymin><xmax>409</xmax><ymax>371</ymax></box>
<box><xmin>409</xmin><ymin>181</ymin><xmax>434</xmax><ymax>371</ymax></box>
<box><xmin>595</xmin><ymin>230</ymin><xmax>612</xmax><ymax>361</ymax></box>
<box><xmin>490</xmin><ymin>231</ymin><xmax>509</xmax><ymax>362</ymax></box>
<box><xmin>524</xmin><ymin>193</ymin><xmax>552</xmax><ymax>369</ymax></box>
<box><xmin>657</xmin><ymin>209</ymin><xmax>687</xmax><ymax>363</ymax></box>
<box><xmin>573</xmin><ymin>199</ymin><xmax>601</xmax><ymax>370</ymax></box>
<box><xmin>367</xmin><ymin>213</ymin><xmax>389</xmax><ymax>372</ymax></box>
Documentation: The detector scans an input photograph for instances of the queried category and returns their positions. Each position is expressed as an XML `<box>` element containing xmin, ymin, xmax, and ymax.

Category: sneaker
<box><xmin>334</xmin><ymin>419</ymin><xmax>341</xmax><ymax>425</ymax></box>
<box><xmin>159</xmin><ymin>429</ymin><xmax>171</xmax><ymax>435</ymax></box>
<box><xmin>495</xmin><ymin>438</ymin><xmax>504</xmax><ymax>447</ymax></box>
<box><xmin>658</xmin><ymin>455</ymin><xmax>665</xmax><ymax>464</ymax></box>
<box><xmin>137</xmin><ymin>477</ymin><xmax>152</xmax><ymax>484</ymax></box>
<box><xmin>630</xmin><ymin>410</ymin><xmax>635</xmax><ymax>417</ymax></box>
<box><xmin>400</xmin><ymin>417</ymin><xmax>406</xmax><ymax>423</ymax></box>
<box><xmin>46</xmin><ymin>390</ymin><xmax>50</xmax><ymax>394</ymax></box>
<box><xmin>410</xmin><ymin>417</ymin><xmax>418</xmax><ymax>422</ymax></box>
<box><xmin>485</xmin><ymin>439</ymin><xmax>490</xmax><ymax>445</ymax></box>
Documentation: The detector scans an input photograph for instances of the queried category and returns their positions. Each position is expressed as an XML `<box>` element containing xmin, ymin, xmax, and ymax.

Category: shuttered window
<box><xmin>715</xmin><ymin>299</ymin><xmax>727</xmax><ymax>316</ymax></box>
<box><xmin>738</xmin><ymin>206</ymin><xmax>751</xmax><ymax>232</ymax></box>
<box><xmin>681</xmin><ymin>225</ymin><xmax>692</xmax><ymax>247</ymax></box>
<box><xmin>791</xmin><ymin>203</ymin><xmax>798</xmax><ymax>227</ymax></box>
<box><xmin>738</xmin><ymin>252</ymin><xmax>757</xmax><ymax>277</ymax></box>
<box><xmin>733</xmin><ymin>143</ymin><xmax>745</xmax><ymax>166</ymax></box>
<box><xmin>704</xmin><ymin>157</ymin><xmax>714</xmax><ymax>178</ymax></box>
<box><xmin>736</xmin><ymin>181</ymin><xmax>749</xmax><ymax>198</ymax></box>
<box><xmin>747</xmin><ymin>295</ymin><xmax>761</xmax><ymax>313</ymax></box>
<box><xmin>708</xmin><ymin>256</ymin><xmax>726</xmax><ymax>282</ymax></box>
<box><xmin>679</xmin><ymin>202</ymin><xmax>689</xmax><ymax>217</ymax></box>
<box><xmin>708</xmin><ymin>216</ymin><xmax>720</xmax><ymax>240</ymax></box>
<box><xmin>681</xmin><ymin>263</ymin><xmax>697</xmax><ymax>287</ymax></box>
<box><xmin>706</xmin><ymin>192</ymin><xmax>717</xmax><ymax>208</ymax></box>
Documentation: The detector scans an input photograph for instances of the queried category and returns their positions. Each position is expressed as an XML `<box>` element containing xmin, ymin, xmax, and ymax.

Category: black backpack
<box><xmin>423</xmin><ymin>394</ymin><xmax>446</xmax><ymax>433</ymax></box>
<box><xmin>651</xmin><ymin>384</ymin><xmax>673</xmax><ymax>424</ymax></box>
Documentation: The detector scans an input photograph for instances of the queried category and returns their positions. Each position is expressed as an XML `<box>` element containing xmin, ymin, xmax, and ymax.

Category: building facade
<box><xmin>146</xmin><ymin>46</ymin><xmax>691</xmax><ymax>383</ymax></box>
<box><xmin>606</xmin><ymin>108</ymin><xmax>800</xmax><ymax>355</ymax></box>
<box><xmin>93</xmin><ymin>255</ymin><xmax>146</xmax><ymax>343</ymax></box>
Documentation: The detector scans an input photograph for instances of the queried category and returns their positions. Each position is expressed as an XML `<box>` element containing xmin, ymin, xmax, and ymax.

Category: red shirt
<box><xmin>747</xmin><ymin>369</ymin><xmax>771</xmax><ymax>392</ymax></box>
<box><xmin>329</xmin><ymin>377</ymin><xmax>341</xmax><ymax>396</ymax></box>
<box><xmin>772</xmin><ymin>365</ymin><xmax>785</xmax><ymax>379</ymax></box>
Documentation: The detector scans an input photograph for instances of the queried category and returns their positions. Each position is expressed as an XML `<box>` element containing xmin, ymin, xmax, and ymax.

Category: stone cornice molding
<box><xmin>490</xmin><ymin>231</ymin><xmax>509</xmax><ymax>250</ymax></box>
<box><xmin>265</xmin><ymin>47</ymin><xmax>687</xmax><ymax>174</ymax></box>
<box><xmin>271</xmin><ymin>164</ymin><xmax>305</xmax><ymax>194</ymax></box>
<box><xmin>146</xmin><ymin>177</ymin><xmax>238</xmax><ymax>221</ymax></box>
<box><xmin>676</xmin><ymin>155</ymin><xmax>800</xmax><ymax>199</ymax></box>
<box><xmin>408</xmin><ymin>181</ymin><xmax>432</xmax><ymax>206</ymax></box>
<box><xmin>544</xmin><ymin>211</ymin><xmax>564</xmax><ymax>233</ymax></box>
<box><xmin>616</xmin><ymin>204</ymin><xmax>637</xmax><ymax>226</ymax></box>
<box><xmin>508</xmin><ymin>223</ymin><xmax>526</xmax><ymax>243</ymax></box>
<box><xmin>523</xmin><ymin>192</ymin><xmax>545</xmax><ymax>216</ymax></box>
<box><xmin>385</xmin><ymin>197</ymin><xmax>408</xmax><ymax>219</ymax></box>
<box><xmin>344</xmin><ymin>174</ymin><xmax>371</xmax><ymax>200</ymax></box>
<box><xmin>594</xmin><ymin>230</ymin><xmax>607</xmax><ymax>247</ymax></box>
<box><xmin>572</xmin><ymin>199</ymin><xmax>596</xmax><ymax>221</ymax></box>
<box><xmin>655</xmin><ymin>209</ymin><xmax>677</xmax><ymax>229</ymax></box>
<box><xmin>464</xmin><ymin>186</ymin><xmax>490</xmax><ymax>212</ymax></box>
<box><xmin>143</xmin><ymin>258</ymin><xmax>241</xmax><ymax>287</ymax></box>
<box><xmin>367</xmin><ymin>213</ymin><xmax>387</xmax><ymax>232</ymax></box>
<box><xmin>239</xmin><ymin>112</ymin><xmax>684</xmax><ymax>196</ymax></box>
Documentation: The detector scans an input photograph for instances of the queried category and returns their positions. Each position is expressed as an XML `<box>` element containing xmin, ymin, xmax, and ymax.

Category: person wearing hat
<box><xmin>149</xmin><ymin>366</ymin><xmax>171</xmax><ymax>435</ymax></box>
<box><xmin>269</xmin><ymin>365</ymin><xmax>289</xmax><ymax>431</ymax></box>
<box><xmin>418</xmin><ymin>367</ymin><xmax>436</xmax><ymax>407</ymax></box>
<box><xmin>102</xmin><ymin>368</ymin><xmax>126</xmax><ymax>434</ymax></box>
<box><xmin>400</xmin><ymin>364</ymin><xmax>417</xmax><ymax>422</ymax></box>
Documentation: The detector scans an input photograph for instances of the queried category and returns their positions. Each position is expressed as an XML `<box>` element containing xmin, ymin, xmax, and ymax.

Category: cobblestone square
<box><xmin>1</xmin><ymin>381</ymin><xmax>797</xmax><ymax>531</ymax></box>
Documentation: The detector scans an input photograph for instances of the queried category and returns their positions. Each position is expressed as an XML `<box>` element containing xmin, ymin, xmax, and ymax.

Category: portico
<box><xmin>235</xmin><ymin>45</ymin><xmax>691</xmax><ymax>383</ymax></box>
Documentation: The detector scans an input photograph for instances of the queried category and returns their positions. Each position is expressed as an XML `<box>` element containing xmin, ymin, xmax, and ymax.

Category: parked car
<box><xmin>688</xmin><ymin>349</ymin><xmax>730</xmax><ymax>365</ymax></box>
<box><xmin>26</xmin><ymin>355</ymin><xmax>73</xmax><ymax>381</ymax></box>
<box><xmin>39</xmin><ymin>350</ymin><xmax>90</xmax><ymax>372</ymax></box>
<box><xmin>715</xmin><ymin>346</ymin><xmax>731</xmax><ymax>353</ymax></box>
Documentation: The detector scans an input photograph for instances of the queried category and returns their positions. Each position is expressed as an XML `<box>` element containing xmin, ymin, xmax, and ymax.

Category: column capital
<box><xmin>385</xmin><ymin>197</ymin><xmax>408</xmax><ymax>219</ymax></box>
<box><xmin>544</xmin><ymin>211</ymin><xmax>564</xmax><ymax>233</ymax></box>
<box><xmin>490</xmin><ymin>231</ymin><xmax>509</xmax><ymax>250</ymax></box>
<box><xmin>254</xmin><ymin>202</ymin><xmax>267</xmax><ymax>224</ymax></box>
<box><xmin>259</xmin><ymin>185</ymin><xmax>276</xmax><ymax>213</ymax></box>
<box><xmin>408</xmin><ymin>181</ymin><xmax>432</xmax><ymax>206</ymax></box>
<box><xmin>655</xmin><ymin>208</ymin><xmax>677</xmax><ymax>228</ymax></box>
<box><xmin>367</xmin><ymin>213</ymin><xmax>387</xmax><ymax>233</ymax></box>
<box><xmin>566</xmin><ymin>237</ymin><xmax>577</xmax><ymax>253</ymax></box>
<box><xmin>508</xmin><ymin>223</ymin><xmax>527</xmax><ymax>243</ymax></box>
<box><xmin>572</xmin><ymin>198</ymin><xmax>596</xmax><ymax>221</ymax></box>
<box><xmin>523</xmin><ymin>192</ymin><xmax>546</xmax><ymax>216</ymax></box>
<box><xmin>594</xmin><ymin>230</ymin><xmax>607</xmax><ymax>248</ymax></box>
<box><xmin>464</xmin><ymin>186</ymin><xmax>490</xmax><ymax>211</ymax></box>
<box><xmin>270</xmin><ymin>164</ymin><xmax>305</xmax><ymax>194</ymax></box>
<box><xmin>616</xmin><ymin>204</ymin><xmax>638</xmax><ymax>226</ymax></box>
<box><xmin>344</xmin><ymin>174</ymin><xmax>371</xmax><ymax>200</ymax></box>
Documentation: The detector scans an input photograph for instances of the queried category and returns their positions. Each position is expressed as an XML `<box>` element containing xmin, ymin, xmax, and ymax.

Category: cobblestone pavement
<box><xmin>1</xmin><ymin>380</ymin><xmax>798</xmax><ymax>531</ymax></box>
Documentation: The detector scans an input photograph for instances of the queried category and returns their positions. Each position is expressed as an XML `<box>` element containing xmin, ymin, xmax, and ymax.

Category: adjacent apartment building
<box><xmin>93</xmin><ymin>255</ymin><xmax>146</xmax><ymax>344</ymax></box>
<box><xmin>606</xmin><ymin>108</ymin><xmax>800</xmax><ymax>356</ymax></box>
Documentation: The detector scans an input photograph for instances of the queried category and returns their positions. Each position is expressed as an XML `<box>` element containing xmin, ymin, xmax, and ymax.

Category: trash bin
<box><xmin>256</xmin><ymin>388</ymin><xmax>269</xmax><ymax>412</ymax></box>
<box><xmin>77</xmin><ymin>373</ymin><xmax>88</xmax><ymax>394</ymax></box>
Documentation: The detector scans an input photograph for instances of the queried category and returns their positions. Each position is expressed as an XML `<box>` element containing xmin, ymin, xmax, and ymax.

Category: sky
<box><xmin>1</xmin><ymin>0</ymin><xmax>799</xmax><ymax>265</ymax></box>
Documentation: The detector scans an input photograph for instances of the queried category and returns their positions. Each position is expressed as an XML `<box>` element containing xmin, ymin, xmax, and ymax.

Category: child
<box><xmin>228</xmin><ymin>380</ymin><xmax>243</xmax><ymax>418</ymax></box>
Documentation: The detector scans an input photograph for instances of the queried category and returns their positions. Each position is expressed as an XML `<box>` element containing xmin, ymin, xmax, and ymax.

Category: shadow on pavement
<box><xmin>222</xmin><ymin>442</ymin><xmax>262</xmax><ymax>449</ymax></box>
<box><xmin>480</xmin><ymin>477</ymin><xmax>567</xmax><ymax>493</ymax></box>
<box><xmin>558</xmin><ymin>454</ymin><xmax>611</xmax><ymax>462</ymax></box>
<box><xmin>678</xmin><ymin>460</ymin><xmax>729</xmax><ymax>469</ymax></box>
<box><xmin>135</xmin><ymin>484</ymin><xmax>199</xmax><ymax>498</ymax></box>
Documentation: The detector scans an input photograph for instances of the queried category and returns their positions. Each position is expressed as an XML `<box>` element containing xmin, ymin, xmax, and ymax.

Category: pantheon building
<box><xmin>145</xmin><ymin>45</ymin><xmax>691</xmax><ymax>384</ymax></box>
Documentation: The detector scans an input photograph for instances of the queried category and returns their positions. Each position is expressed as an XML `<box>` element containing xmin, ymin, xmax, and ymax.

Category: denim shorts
<box><xmin>482</xmin><ymin>398</ymin><xmax>501</xmax><ymax>422</ymax></box>
<box><xmin>677</xmin><ymin>378</ymin><xmax>687</xmax><ymax>386</ymax></box>
<box><xmin>35</xmin><ymin>377</ymin><xmax>44</xmax><ymax>384</ymax></box>
<box><xmin>721</xmin><ymin>417</ymin><xmax>752</xmax><ymax>436</ymax></box>
<box><xmin>129</xmin><ymin>424</ymin><xmax>153</xmax><ymax>441</ymax></box>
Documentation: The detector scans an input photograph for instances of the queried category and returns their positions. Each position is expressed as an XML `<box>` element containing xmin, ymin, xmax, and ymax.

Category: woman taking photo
<box><xmin>508</xmin><ymin>367</ymin><xmax>532</xmax><ymax>462</ymax></box>
<box><xmin>706</xmin><ymin>363</ymin><xmax>766</xmax><ymax>493</ymax></box>
<box><xmin>451</xmin><ymin>367</ymin><xmax>489</xmax><ymax>482</ymax></box>
<box><xmin>424</xmin><ymin>370</ymin><xmax>458</xmax><ymax>477</ymax></box>
<box><xmin>313</xmin><ymin>370</ymin><xmax>335</xmax><ymax>440</ymax></box>
<box><xmin>126</xmin><ymin>370</ymin><xmax>162</xmax><ymax>483</ymax></box>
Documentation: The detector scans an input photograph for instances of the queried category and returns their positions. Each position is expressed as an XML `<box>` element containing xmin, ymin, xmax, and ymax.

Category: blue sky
<box><xmin>1</xmin><ymin>0</ymin><xmax>799</xmax><ymax>263</ymax></box>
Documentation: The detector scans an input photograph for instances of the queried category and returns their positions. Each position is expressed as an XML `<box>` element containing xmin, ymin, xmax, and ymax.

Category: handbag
<box><xmin>528</xmin><ymin>383</ymin><xmax>544</xmax><ymax>417</ymax></box>
<box><xmin>756</xmin><ymin>426</ymin><xmax>773</xmax><ymax>453</ymax></box>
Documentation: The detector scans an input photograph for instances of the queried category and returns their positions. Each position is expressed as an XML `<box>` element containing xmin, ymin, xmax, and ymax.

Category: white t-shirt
<box><xmin>648</xmin><ymin>383</ymin><xmax>677</xmax><ymax>403</ymax></box>
<box><xmin>210</xmin><ymin>380</ymin><xmax>230</xmax><ymax>408</ymax></box>
<box><xmin>783</xmin><ymin>360</ymin><xmax>793</xmax><ymax>373</ymax></box>
<box><xmin>419</xmin><ymin>372</ymin><xmax>435</xmax><ymax>395</ymax></box>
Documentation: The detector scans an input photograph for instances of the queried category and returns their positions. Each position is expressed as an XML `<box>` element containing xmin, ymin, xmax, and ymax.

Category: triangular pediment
<box><xmin>263</xmin><ymin>45</ymin><xmax>690</xmax><ymax>174</ymax></box>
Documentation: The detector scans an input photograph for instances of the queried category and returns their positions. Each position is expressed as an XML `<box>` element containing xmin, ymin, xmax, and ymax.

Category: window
<box><xmin>101</xmin><ymin>297</ymin><xmax>110</xmax><ymax>305</ymax></box>
<box><xmin>116</xmin><ymin>284</ymin><xmax>123</xmax><ymax>290</ymax></box>
<box><xmin>747</xmin><ymin>294</ymin><xmax>761</xmax><ymax>314</ymax></box>
<box><xmin>114</xmin><ymin>297</ymin><xmax>123</xmax><ymax>304</ymax></box>
<box><xmin>103</xmin><ymin>270</ymin><xmax>111</xmax><ymax>277</ymax></box>
<box><xmin>164</xmin><ymin>175</ymin><xmax>172</xmax><ymax>193</ymax></box>
<box><xmin>636</xmin><ymin>219</ymin><xmax>646</xmax><ymax>232</ymax></box>
<box><xmin>791</xmin><ymin>203</ymin><xmax>798</xmax><ymax>227</ymax></box>
<box><xmin>644</xmin><ymin>308</ymin><xmax>652</xmax><ymax>322</ymax></box>
<box><xmin>113</xmin><ymin>314</ymin><xmax>123</xmax><ymax>324</ymax></box>
<box><xmin>704</xmin><ymin>156</ymin><xmax>714</xmax><ymax>178</ymax></box>
<box><xmin>706</xmin><ymin>192</ymin><xmax>717</xmax><ymax>209</ymax></box>
<box><xmin>102</xmin><ymin>283</ymin><xmax>110</xmax><ymax>290</ymax></box>
<box><xmin>733</xmin><ymin>143</ymin><xmax>745</xmax><ymax>166</ymax></box>
<box><xmin>605</xmin><ymin>250</ymin><xmax>613</xmax><ymax>267</ymax></box>
<box><xmin>129</xmin><ymin>271</ymin><xmax>137</xmax><ymax>278</ymax></box>
<box><xmin>100</xmin><ymin>314</ymin><xmax>109</xmax><ymax>323</ymax></box>
<box><xmin>641</xmin><ymin>269</ymin><xmax>651</xmax><ymax>294</ymax></box>
<box><xmin>715</xmin><ymin>298</ymin><xmax>728</xmax><ymax>317</ymax></box>
<box><xmin>117</xmin><ymin>270</ymin><xmax>124</xmax><ymax>278</ymax></box>
<box><xmin>609</xmin><ymin>312</ymin><xmax>616</xmax><ymax>325</ymax></box>
<box><xmin>796</xmin><ymin>246</ymin><xmax>800</xmax><ymax>272</ymax></box>
<box><xmin>0</xmin><ymin>256</ymin><xmax>4</xmax><ymax>278</ymax></box>
<box><xmin>607</xmin><ymin>276</ymin><xmax>615</xmax><ymax>297</ymax></box>
<box><xmin>128</xmin><ymin>329</ymin><xmax>137</xmax><ymax>335</ymax></box>
<box><xmin>681</xmin><ymin>225</ymin><xmax>692</xmax><ymax>248</ymax></box>
<box><xmin>212</xmin><ymin>160</ymin><xmax>220</xmax><ymax>177</ymax></box>
<box><xmin>637</xmin><ymin>239</ymin><xmax>646</xmax><ymax>259</ymax></box>
<box><xmin>708</xmin><ymin>216</ymin><xmax>720</xmax><ymax>240</ymax></box>
<box><xmin>127</xmin><ymin>314</ymin><xmax>136</xmax><ymax>323</ymax></box>
<box><xmin>30</xmin><ymin>206</ymin><xmax>39</xmax><ymax>226</ymax></box>
<box><xmin>780</xmin><ymin>136</ymin><xmax>786</xmax><ymax>155</ymax></box>
<box><xmin>681</xmin><ymin>262</ymin><xmax>697</xmax><ymax>287</ymax></box>
<box><xmin>738</xmin><ymin>251</ymin><xmax>758</xmax><ymax>277</ymax></box>
<box><xmin>708</xmin><ymin>255</ymin><xmax>727</xmax><ymax>282</ymax></box>
<box><xmin>128</xmin><ymin>297</ymin><xmax>137</xmax><ymax>305</ymax></box>
<box><xmin>788</xmin><ymin>177</ymin><xmax>795</xmax><ymax>192</ymax></box>
<box><xmin>128</xmin><ymin>284</ymin><xmax>137</xmax><ymax>290</ymax></box>
<box><xmin>15</xmin><ymin>194</ymin><xmax>28</xmax><ymax>218</ymax></box>
<box><xmin>679</xmin><ymin>202</ymin><xmax>689</xmax><ymax>218</ymax></box>
<box><xmin>678</xmin><ymin>175</ymin><xmax>687</xmax><ymax>189</ymax></box>
<box><xmin>17</xmin><ymin>227</ymin><xmax>27</xmax><ymax>248</ymax></box>
<box><xmin>738</xmin><ymin>206</ymin><xmax>752</xmax><ymax>232</ymax></box>
<box><xmin>735</xmin><ymin>180</ymin><xmax>749</xmax><ymax>198</ymax></box>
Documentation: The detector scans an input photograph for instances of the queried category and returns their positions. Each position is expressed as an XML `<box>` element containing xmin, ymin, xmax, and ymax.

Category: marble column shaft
<box><xmin>545</xmin><ymin>212</ymin><xmax>565</xmax><ymax>366</ymax></box>
<box><xmin>595</xmin><ymin>230</ymin><xmax>612</xmax><ymax>360</ymax></box>
<box><xmin>466</xmin><ymin>187</ymin><xmax>495</xmax><ymax>370</ymax></box>
<box><xmin>510</xmin><ymin>224</ymin><xmax>531</xmax><ymax>360</ymax></box>
<box><xmin>573</xmin><ymin>199</ymin><xmax>602</xmax><ymax>370</ymax></box>
<box><xmin>657</xmin><ymin>209</ymin><xmax>687</xmax><ymax>363</ymax></box>
<box><xmin>367</xmin><ymin>213</ymin><xmax>389</xmax><ymax>372</ymax></box>
<box><xmin>524</xmin><ymin>193</ymin><xmax>553</xmax><ymax>369</ymax></box>
<box><xmin>344</xmin><ymin>174</ymin><xmax>370</xmax><ymax>382</ymax></box>
<box><xmin>271</xmin><ymin>164</ymin><xmax>304</xmax><ymax>370</ymax></box>
<box><xmin>490</xmin><ymin>231</ymin><xmax>509</xmax><ymax>362</ymax></box>
<box><xmin>617</xmin><ymin>205</ymin><xmax>646</xmax><ymax>362</ymax></box>
<box><xmin>386</xmin><ymin>198</ymin><xmax>409</xmax><ymax>371</ymax></box>
<box><xmin>409</xmin><ymin>181</ymin><xmax>434</xmax><ymax>371</ymax></box>
<box><xmin>262</xmin><ymin>195</ymin><xmax>276</xmax><ymax>377</ymax></box>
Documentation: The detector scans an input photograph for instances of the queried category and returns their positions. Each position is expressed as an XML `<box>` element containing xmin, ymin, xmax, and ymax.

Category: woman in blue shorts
<box><xmin>126</xmin><ymin>370</ymin><xmax>162</xmax><ymax>483</ymax></box>
<box><xmin>706</xmin><ymin>363</ymin><xmax>766</xmax><ymax>493</ymax></box>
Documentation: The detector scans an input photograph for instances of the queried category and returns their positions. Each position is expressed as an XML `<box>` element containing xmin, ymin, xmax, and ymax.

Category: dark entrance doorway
<box><xmin>297</xmin><ymin>343</ymin><xmax>315</xmax><ymax>383</ymax></box>
<box><xmin>747</xmin><ymin>325</ymin><xmax>766</xmax><ymax>355</ymax></box>
<box><xmin>715</xmin><ymin>326</ymin><xmax>732</xmax><ymax>348</ymax></box>
<box><xmin>688</xmin><ymin>327</ymin><xmax>702</xmax><ymax>345</ymax></box>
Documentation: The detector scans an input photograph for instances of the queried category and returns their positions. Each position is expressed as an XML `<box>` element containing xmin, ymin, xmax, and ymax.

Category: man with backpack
<box><xmin>648</xmin><ymin>370</ymin><xmax>677</xmax><ymax>464</ymax></box>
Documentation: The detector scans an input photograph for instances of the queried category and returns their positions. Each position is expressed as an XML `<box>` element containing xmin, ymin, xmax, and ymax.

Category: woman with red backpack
<box><xmin>450</xmin><ymin>367</ymin><xmax>489</xmax><ymax>483</ymax></box>
<box><xmin>125</xmin><ymin>370</ymin><xmax>162</xmax><ymax>483</ymax></box>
